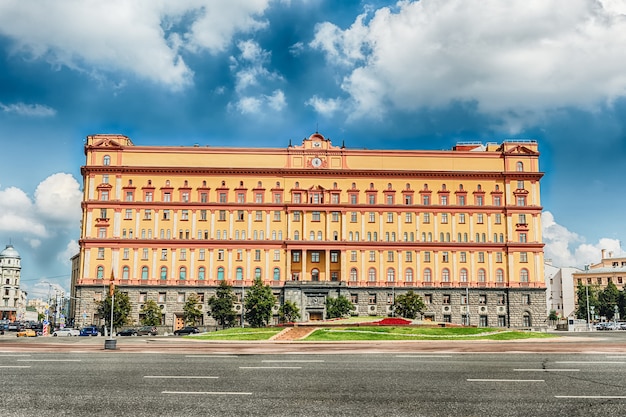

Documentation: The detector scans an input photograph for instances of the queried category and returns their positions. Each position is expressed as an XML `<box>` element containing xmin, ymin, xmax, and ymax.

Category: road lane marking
<box><xmin>185</xmin><ymin>355</ymin><xmax>238</xmax><ymax>358</ymax></box>
<box><xmin>17</xmin><ymin>359</ymin><xmax>82</xmax><ymax>362</ymax></box>
<box><xmin>514</xmin><ymin>369</ymin><xmax>580</xmax><ymax>372</ymax></box>
<box><xmin>261</xmin><ymin>360</ymin><xmax>324</xmax><ymax>363</ymax></box>
<box><xmin>0</xmin><ymin>366</ymin><xmax>31</xmax><ymax>368</ymax></box>
<box><xmin>0</xmin><ymin>354</ymin><xmax>31</xmax><ymax>357</ymax></box>
<box><xmin>467</xmin><ymin>379</ymin><xmax>544</xmax><ymax>382</ymax></box>
<box><xmin>556</xmin><ymin>395</ymin><xmax>626</xmax><ymax>399</ymax></box>
<box><xmin>239</xmin><ymin>366</ymin><xmax>302</xmax><ymax>369</ymax></box>
<box><xmin>395</xmin><ymin>355</ymin><xmax>453</xmax><ymax>358</ymax></box>
<box><xmin>555</xmin><ymin>361</ymin><xmax>626</xmax><ymax>364</ymax></box>
<box><xmin>162</xmin><ymin>391</ymin><xmax>252</xmax><ymax>395</ymax></box>
<box><xmin>144</xmin><ymin>376</ymin><xmax>218</xmax><ymax>379</ymax></box>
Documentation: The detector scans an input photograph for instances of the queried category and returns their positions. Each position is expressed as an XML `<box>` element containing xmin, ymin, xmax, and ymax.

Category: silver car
<box><xmin>52</xmin><ymin>328</ymin><xmax>80</xmax><ymax>337</ymax></box>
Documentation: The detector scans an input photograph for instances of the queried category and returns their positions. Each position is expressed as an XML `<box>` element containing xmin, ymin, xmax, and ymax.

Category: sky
<box><xmin>1</xmin><ymin>0</ymin><xmax>626</xmax><ymax>300</ymax></box>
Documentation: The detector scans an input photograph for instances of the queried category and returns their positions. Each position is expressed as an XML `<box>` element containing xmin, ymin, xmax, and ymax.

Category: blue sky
<box><xmin>1</xmin><ymin>0</ymin><xmax>626</xmax><ymax>299</ymax></box>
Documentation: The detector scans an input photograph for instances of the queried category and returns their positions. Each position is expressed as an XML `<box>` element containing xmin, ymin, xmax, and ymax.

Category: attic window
<box><xmin>103</xmin><ymin>155</ymin><xmax>111</xmax><ymax>166</ymax></box>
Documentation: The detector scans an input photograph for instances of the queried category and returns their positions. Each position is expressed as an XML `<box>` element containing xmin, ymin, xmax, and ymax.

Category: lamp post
<box><xmin>586</xmin><ymin>285</ymin><xmax>591</xmax><ymax>331</ymax></box>
<box><xmin>241</xmin><ymin>280</ymin><xmax>245</xmax><ymax>328</ymax></box>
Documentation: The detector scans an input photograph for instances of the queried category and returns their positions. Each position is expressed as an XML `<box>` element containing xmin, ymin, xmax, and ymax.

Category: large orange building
<box><xmin>71</xmin><ymin>133</ymin><xmax>545</xmax><ymax>329</ymax></box>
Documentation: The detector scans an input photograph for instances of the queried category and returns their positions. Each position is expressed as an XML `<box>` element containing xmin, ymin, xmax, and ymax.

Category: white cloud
<box><xmin>0</xmin><ymin>0</ymin><xmax>272</xmax><ymax>89</ymax></box>
<box><xmin>311</xmin><ymin>0</ymin><xmax>626</xmax><ymax>123</ymax></box>
<box><xmin>58</xmin><ymin>240</ymin><xmax>79</xmax><ymax>266</ymax></box>
<box><xmin>0</xmin><ymin>186</ymin><xmax>47</xmax><ymax>236</ymax></box>
<box><xmin>542</xmin><ymin>211</ymin><xmax>625</xmax><ymax>268</ymax></box>
<box><xmin>266</xmin><ymin>90</ymin><xmax>286</xmax><ymax>111</ymax></box>
<box><xmin>306</xmin><ymin>95</ymin><xmax>343</xmax><ymax>117</ymax></box>
<box><xmin>0</xmin><ymin>102</ymin><xmax>56</xmax><ymax>117</ymax></box>
<box><xmin>34</xmin><ymin>173</ymin><xmax>82</xmax><ymax>226</ymax></box>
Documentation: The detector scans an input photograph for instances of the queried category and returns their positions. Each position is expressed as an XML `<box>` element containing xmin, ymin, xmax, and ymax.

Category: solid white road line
<box><xmin>467</xmin><ymin>379</ymin><xmax>545</xmax><ymax>382</ymax></box>
<box><xmin>0</xmin><ymin>366</ymin><xmax>31</xmax><ymax>368</ymax></box>
<box><xmin>144</xmin><ymin>376</ymin><xmax>219</xmax><ymax>379</ymax></box>
<box><xmin>514</xmin><ymin>369</ymin><xmax>580</xmax><ymax>372</ymax></box>
<box><xmin>185</xmin><ymin>355</ymin><xmax>238</xmax><ymax>358</ymax></box>
<box><xmin>261</xmin><ymin>360</ymin><xmax>324</xmax><ymax>363</ymax></box>
<box><xmin>162</xmin><ymin>391</ymin><xmax>252</xmax><ymax>395</ymax></box>
<box><xmin>395</xmin><ymin>355</ymin><xmax>454</xmax><ymax>358</ymax></box>
<box><xmin>239</xmin><ymin>366</ymin><xmax>302</xmax><ymax>369</ymax></box>
<box><xmin>555</xmin><ymin>361</ymin><xmax>626</xmax><ymax>364</ymax></box>
<box><xmin>17</xmin><ymin>359</ymin><xmax>82</xmax><ymax>362</ymax></box>
<box><xmin>556</xmin><ymin>395</ymin><xmax>626</xmax><ymax>399</ymax></box>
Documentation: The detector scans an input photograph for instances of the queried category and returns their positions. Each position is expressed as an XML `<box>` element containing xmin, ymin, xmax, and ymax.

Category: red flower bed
<box><xmin>376</xmin><ymin>317</ymin><xmax>412</xmax><ymax>325</ymax></box>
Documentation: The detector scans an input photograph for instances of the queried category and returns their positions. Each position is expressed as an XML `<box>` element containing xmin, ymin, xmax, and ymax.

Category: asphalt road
<box><xmin>1</xmin><ymin>350</ymin><xmax>625</xmax><ymax>417</ymax></box>
<box><xmin>1</xmin><ymin>332</ymin><xmax>625</xmax><ymax>417</ymax></box>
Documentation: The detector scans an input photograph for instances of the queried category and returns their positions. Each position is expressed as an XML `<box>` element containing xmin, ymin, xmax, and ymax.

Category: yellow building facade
<box><xmin>72</xmin><ymin>133</ymin><xmax>545</xmax><ymax>329</ymax></box>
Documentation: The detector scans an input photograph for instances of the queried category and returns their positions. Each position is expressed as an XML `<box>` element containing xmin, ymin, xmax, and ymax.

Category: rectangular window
<box><xmin>273</xmin><ymin>211</ymin><xmax>281</xmax><ymax>221</ymax></box>
<box><xmin>237</xmin><ymin>210</ymin><xmax>244</xmax><ymax>221</ymax></box>
<box><xmin>179</xmin><ymin>249</ymin><xmax>186</xmax><ymax>261</ymax></box>
<box><xmin>311</xmin><ymin>252</ymin><xmax>320</xmax><ymax>263</ymax></box>
<box><xmin>217</xmin><ymin>250</ymin><xmax>224</xmax><ymax>261</ymax></box>
<box><xmin>424</xmin><ymin>294</ymin><xmax>432</xmax><ymax>304</ymax></box>
<box><xmin>218</xmin><ymin>210</ymin><xmax>226</xmax><ymax>221</ymax></box>
<box><xmin>494</xmin><ymin>213</ymin><xmax>502</xmax><ymax>224</ymax></box>
<box><xmin>158</xmin><ymin>293</ymin><xmax>166</xmax><ymax>303</ymax></box>
<box><xmin>97</xmin><ymin>247</ymin><xmax>105</xmax><ymax>259</ymax></box>
<box><xmin>218</xmin><ymin>192</ymin><xmax>227</xmax><ymax>203</ymax></box>
<box><xmin>386</xmin><ymin>195</ymin><xmax>394</xmax><ymax>205</ymax></box>
<box><xmin>293</xmin><ymin>193</ymin><xmax>301</xmax><ymax>204</ymax></box>
<box><xmin>331</xmin><ymin>194</ymin><xmax>340</xmax><ymax>204</ymax></box>
<box><xmin>161</xmin><ymin>249</ymin><xmax>167</xmax><ymax>260</ymax></box>
<box><xmin>404</xmin><ymin>195</ymin><xmax>412</xmax><ymax>205</ymax></box>
<box><xmin>177</xmin><ymin>293</ymin><xmax>185</xmax><ymax>302</ymax></box>
<box><xmin>145</xmin><ymin>191</ymin><xmax>153</xmax><ymax>202</ymax></box>
<box><xmin>200</xmin><ymin>192</ymin><xmax>208</xmax><ymax>203</ymax></box>
<box><xmin>369</xmin><ymin>251</ymin><xmax>376</xmax><ymax>262</ymax></box>
<box><xmin>424</xmin><ymin>251</ymin><xmax>431</xmax><ymax>262</ymax></box>
<box><xmin>254</xmin><ymin>249</ymin><xmax>261</xmax><ymax>261</ymax></box>
<box><xmin>331</xmin><ymin>252</ymin><xmax>339</xmax><ymax>263</ymax></box>
<box><xmin>350</xmin><ymin>194</ymin><xmax>357</xmax><ymax>204</ymax></box>
<box><xmin>495</xmin><ymin>252</ymin><xmax>503</xmax><ymax>263</ymax></box>
<box><xmin>200</xmin><ymin>210</ymin><xmax>207</xmax><ymax>221</ymax></box>
<box><xmin>494</xmin><ymin>196</ymin><xmax>501</xmax><ymax>206</ymax></box>
<box><xmin>236</xmin><ymin>249</ymin><xmax>243</xmax><ymax>261</ymax></box>
<box><xmin>517</xmin><ymin>196</ymin><xmax>526</xmax><ymax>206</ymax></box>
<box><xmin>274</xmin><ymin>250</ymin><xmax>280</xmax><ymax>261</ymax></box>
<box><xmin>350</xmin><ymin>212</ymin><xmax>358</xmax><ymax>222</ymax></box>
<box><xmin>144</xmin><ymin>209</ymin><xmax>152</xmax><ymax>220</ymax></box>
<box><xmin>351</xmin><ymin>294</ymin><xmax>358</xmax><ymax>304</ymax></box>
<box><xmin>292</xmin><ymin>251</ymin><xmax>300</xmax><ymax>262</ymax></box>
<box><xmin>274</xmin><ymin>193</ymin><xmax>282</xmax><ymax>204</ymax></box>
<box><xmin>479</xmin><ymin>295</ymin><xmax>487</xmax><ymax>305</ymax></box>
<box><xmin>518</xmin><ymin>214</ymin><xmax>527</xmax><ymax>224</ymax></box>
<box><xmin>350</xmin><ymin>251</ymin><xmax>357</xmax><ymax>262</ymax></box>
<box><xmin>312</xmin><ymin>211</ymin><xmax>321</xmax><ymax>222</ymax></box>
<box><xmin>293</xmin><ymin>211</ymin><xmax>301</xmax><ymax>221</ymax></box>
<box><xmin>458</xmin><ymin>213</ymin><xmax>465</xmax><ymax>224</ymax></box>
<box><xmin>163</xmin><ymin>192</ymin><xmax>171</xmax><ymax>202</ymax></box>
<box><xmin>520</xmin><ymin>252</ymin><xmax>528</xmax><ymax>263</ymax></box>
<box><xmin>142</xmin><ymin>248</ymin><xmax>148</xmax><ymax>260</ymax></box>
<box><xmin>442</xmin><ymin>252</ymin><xmax>449</xmax><ymax>263</ymax></box>
<box><xmin>423</xmin><ymin>213</ymin><xmax>430</xmax><ymax>224</ymax></box>
<box><xmin>255</xmin><ymin>211</ymin><xmax>262</xmax><ymax>221</ymax></box>
<box><xmin>458</xmin><ymin>195</ymin><xmax>465</xmax><ymax>206</ymax></box>
<box><xmin>405</xmin><ymin>212</ymin><xmax>412</xmax><ymax>223</ymax></box>
<box><xmin>519</xmin><ymin>233</ymin><xmax>527</xmax><ymax>243</ymax></box>
<box><xmin>199</xmin><ymin>249</ymin><xmax>205</xmax><ymax>261</ymax></box>
<box><xmin>387</xmin><ymin>212</ymin><xmax>394</xmax><ymax>223</ymax></box>
<box><xmin>405</xmin><ymin>251</ymin><xmax>412</xmax><ymax>262</ymax></box>
<box><xmin>139</xmin><ymin>292</ymin><xmax>147</xmax><ymax>302</ymax></box>
<box><xmin>422</xmin><ymin>195</ymin><xmax>430</xmax><ymax>205</ymax></box>
<box><xmin>181</xmin><ymin>210</ymin><xmax>189</xmax><ymax>221</ymax></box>
<box><xmin>368</xmin><ymin>194</ymin><xmax>376</xmax><ymax>204</ymax></box>
<box><xmin>331</xmin><ymin>212</ymin><xmax>339</xmax><ymax>222</ymax></box>
<box><xmin>460</xmin><ymin>252</ymin><xmax>467</xmax><ymax>263</ymax></box>
<box><xmin>123</xmin><ymin>248</ymin><xmax>129</xmax><ymax>260</ymax></box>
<box><xmin>125</xmin><ymin>191</ymin><xmax>133</xmax><ymax>202</ymax></box>
<box><xmin>478</xmin><ymin>252</ymin><xmax>485</xmax><ymax>263</ymax></box>
<box><xmin>440</xmin><ymin>195</ymin><xmax>448</xmax><ymax>205</ymax></box>
<box><xmin>441</xmin><ymin>213</ymin><xmax>448</xmax><ymax>224</ymax></box>
<box><xmin>368</xmin><ymin>212</ymin><xmax>376</xmax><ymax>223</ymax></box>
<box><xmin>476</xmin><ymin>213</ymin><xmax>484</xmax><ymax>224</ymax></box>
<box><xmin>368</xmin><ymin>294</ymin><xmax>377</xmax><ymax>304</ymax></box>
<box><xmin>476</xmin><ymin>196</ymin><xmax>484</xmax><ymax>206</ymax></box>
<box><xmin>387</xmin><ymin>251</ymin><xmax>394</xmax><ymax>262</ymax></box>
<box><xmin>162</xmin><ymin>210</ymin><xmax>170</xmax><ymax>220</ymax></box>
<box><xmin>237</xmin><ymin>193</ymin><xmax>245</xmax><ymax>203</ymax></box>
<box><xmin>182</xmin><ymin>192</ymin><xmax>189</xmax><ymax>202</ymax></box>
<box><xmin>442</xmin><ymin>294</ymin><xmax>451</xmax><ymax>305</ymax></box>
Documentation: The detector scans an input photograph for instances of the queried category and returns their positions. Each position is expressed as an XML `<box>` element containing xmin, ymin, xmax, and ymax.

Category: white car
<box><xmin>52</xmin><ymin>328</ymin><xmax>80</xmax><ymax>337</ymax></box>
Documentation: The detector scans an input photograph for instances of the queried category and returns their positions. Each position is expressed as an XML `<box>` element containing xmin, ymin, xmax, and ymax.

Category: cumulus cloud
<box><xmin>0</xmin><ymin>102</ymin><xmax>56</xmax><ymax>117</ymax></box>
<box><xmin>34</xmin><ymin>173</ymin><xmax>82</xmax><ymax>226</ymax></box>
<box><xmin>58</xmin><ymin>240</ymin><xmax>79</xmax><ymax>266</ymax></box>
<box><xmin>306</xmin><ymin>95</ymin><xmax>343</xmax><ymax>117</ymax></box>
<box><xmin>0</xmin><ymin>0</ymin><xmax>272</xmax><ymax>89</ymax></box>
<box><xmin>542</xmin><ymin>211</ymin><xmax>625</xmax><ymax>268</ymax></box>
<box><xmin>228</xmin><ymin>40</ymin><xmax>286</xmax><ymax>114</ymax></box>
<box><xmin>311</xmin><ymin>0</ymin><xmax>626</xmax><ymax>124</ymax></box>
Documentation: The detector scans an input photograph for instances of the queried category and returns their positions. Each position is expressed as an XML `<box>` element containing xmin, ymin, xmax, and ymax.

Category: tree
<box><xmin>548</xmin><ymin>310</ymin><xmax>559</xmax><ymax>321</ymax></box>
<box><xmin>244</xmin><ymin>278</ymin><xmax>276</xmax><ymax>327</ymax></box>
<box><xmin>393</xmin><ymin>290</ymin><xmax>426</xmax><ymax>319</ymax></box>
<box><xmin>140</xmin><ymin>299</ymin><xmax>162</xmax><ymax>326</ymax></box>
<box><xmin>575</xmin><ymin>283</ymin><xmax>600</xmax><ymax>321</ymax></box>
<box><xmin>208</xmin><ymin>280</ymin><xmax>238</xmax><ymax>329</ymax></box>
<box><xmin>279</xmin><ymin>300</ymin><xmax>300</xmax><ymax>323</ymax></box>
<box><xmin>183</xmin><ymin>294</ymin><xmax>203</xmax><ymax>326</ymax></box>
<box><xmin>97</xmin><ymin>288</ymin><xmax>132</xmax><ymax>332</ymax></box>
<box><xmin>326</xmin><ymin>295</ymin><xmax>355</xmax><ymax>319</ymax></box>
<box><xmin>599</xmin><ymin>281</ymin><xmax>620</xmax><ymax>319</ymax></box>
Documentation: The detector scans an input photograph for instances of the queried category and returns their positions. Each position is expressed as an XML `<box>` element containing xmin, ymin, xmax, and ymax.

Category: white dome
<box><xmin>0</xmin><ymin>244</ymin><xmax>20</xmax><ymax>259</ymax></box>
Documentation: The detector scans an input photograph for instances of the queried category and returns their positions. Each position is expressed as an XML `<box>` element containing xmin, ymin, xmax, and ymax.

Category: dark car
<box><xmin>137</xmin><ymin>326</ymin><xmax>158</xmax><ymax>336</ymax></box>
<box><xmin>173</xmin><ymin>326</ymin><xmax>199</xmax><ymax>336</ymax></box>
<box><xmin>117</xmin><ymin>328</ymin><xmax>138</xmax><ymax>336</ymax></box>
<box><xmin>79</xmin><ymin>326</ymin><xmax>100</xmax><ymax>336</ymax></box>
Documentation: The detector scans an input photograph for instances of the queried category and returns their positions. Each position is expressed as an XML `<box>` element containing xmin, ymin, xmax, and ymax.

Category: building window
<box><xmin>311</xmin><ymin>252</ymin><xmax>320</xmax><ymax>263</ymax></box>
<box><xmin>179</xmin><ymin>267</ymin><xmax>187</xmax><ymax>280</ymax></box>
<box><xmin>442</xmin><ymin>294</ymin><xmax>451</xmax><ymax>305</ymax></box>
<box><xmin>494</xmin><ymin>213</ymin><xmax>502</xmax><ymax>224</ymax></box>
<box><xmin>520</xmin><ymin>269</ymin><xmax>529</xmax><ymax>282</ymax></box>
<box><xmin>369</xmin><ymin>251</ymin><xmax>376</xmax><ymax>262</ymax></box>
<box><xmin>368</xmin><ymin>212</ymin><xmax>376</xmax><ymax>223</ymax></box>
<box><xmin>368</xmin><ymin>268</ymin><xmax>376</xmax><ymax>282</ymax></box>
<box><xmin>312</xmin><ymin>211</ymin><xmax>321</xmax><ymax>222</ymax></box>
<box><xmin>478</xmin><ymin>269</ymin><xmax>486</xmax><ymax>282</ymax></box>
<box><xmin>331</xmin><ymin>252</ymin><xmax>339</xmax><ymax>263</ymax></box>
<box><xmin>477</xmin><ymin>252</ymin><xmax>485</xmax><ymax>263</ymax></box>
<box><xmin>96</xmin><ymin>266</ymin><xmax>104</xmax><ymax>279</ymax></box>
<box><xmin>520</xmin><ymin>252</ymin><xmax>528</xmax><ymax>263</ymax></box>
<box><xmin>141</xmin><ymin>266</ymin><xmax>149</xmax><ymax>280</ymax></box>
<box><xmin>236</xmin><ymin>267</ymin><xmax>243</xmax><ymax>281</ymax></box>
<box><xmin>273</xmin><ymin>268</ymin><xmax>280</xmax><ymax>280</ymax></box>
<box><xmin>217</xmin><ymin>267</ymin><xmax>224</xmax><ymax>280</ymax></box>
<box><xmin>350</xmin><ymin>212</ymin><xmax>358</xmax><ymax>222</ymax></box>
<box><xmin>274</xmin><ymin>250</ymin><xmax>280</xmax><ymax>261</ymax></box>
<box><xmin>423</xmin><ymin>268</ymin><xmax>431</xmax><ymax>282</ymax></box>
<box><xmin>350</xmin><ymin>268</ymin><xmax>358</xmax><ymax>281</ymax></box>
<box><xmin>424</xmin><ymin>251</ymin><xmax>431</xmax><ymax>263</ymax></box>
<box><xmin>273</xmin><ymin>211</ymin><xmax>281</xmax><ymax>221</ymax></box>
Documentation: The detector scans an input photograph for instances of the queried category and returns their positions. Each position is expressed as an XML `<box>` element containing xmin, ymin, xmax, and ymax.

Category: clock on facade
<box><xmin>311</xmin><ymin>157</ymin><xmax>323</xmax><ymax>167</ymax></box>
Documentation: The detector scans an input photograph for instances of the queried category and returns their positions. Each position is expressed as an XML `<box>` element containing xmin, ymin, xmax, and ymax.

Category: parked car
<box><xmin>79</xmin><ymin>326</ymin><xmax>100</xmax><ymax>336</ymax></box>
<box><xmin>52</xmin><ymin>328</ymin><xmax>80</xmax><ymax>337</ymax></box>
<box><xmin>117</xmin><ymin>328</ymin><xmax>138</xmax><ymax>336</ymax></box>
<box><xmin>16</xmin><ymin>328</ymin><xmax>37</xmax><ymax>337</ymax></box>
<box><xmin>137</xmin><ymin>326</ymin><xmax>158</xmax><ymax>336</ymax></box>
<box><xmin>173</xmin><ymin>326</ymin><xmax>199</xmax><ymax>336</ymax></box>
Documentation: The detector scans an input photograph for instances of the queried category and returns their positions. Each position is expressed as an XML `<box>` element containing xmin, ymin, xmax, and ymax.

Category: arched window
<box><xmin>309</xmin><ymin>231</ymin><xmax>315</xmax><ymax>240</ymax></box>
<box><xmin>141</xmin><ymin>266</ymin><xmax>149</xmax><ymax>280</ymax></box>
<box><xmin>387</xmin><ymin>268</ymin><xmax>395</xmax><ymax>282</ymax></box>
<box><xmin>520</xmin><ymin>268</ymin><xmax>529</xmax><ymax>282</ymax></box>
<box><xmin>317</xmin><ymin>231</ymin><xmax>322</xmax><ymax>240</ymax></box>
<box><xmin>179</xmin><ymin>266</ymin><xmax>186</xmax><ymax>280</ymax></box>
<box><xmin>273</xmin><ymin>268</ymin><xmax>280</xmax><ymax>281</ymax></box>
<box><xmin>122</xmin><ymin>266</ymin><xmax>129</xmax><ymax>279</ymax></box>
<box><xmin>423</xmin><ymin>268</ymin><xmax>432</xmax><ymax>282</ymax></box>
<box><xmin>294</xmin><ymin>231</ymin><xmax>300</xmax><ymax>240</ymax></box>
<box><xmin>350</xmin><ymin>268</ymin><xmax>358</xmax><ymax>282</ymax></box>
<box><xmin>255</xmin><ymin>267</ymin><xmax>262</xmax><ymax>279</ymax></box>
<box><xmin>160</xmin><ymin>266</ymin><xmax>167</xmax><ymax>280</ymax></box>
<box><xmin>311</xmin><ymin>268</ymin><xmax>319</xmax><ymax>281</ymax></box>
<box><xmin>103</xmin><ymin>155</ymin><xmax>111</xmax><ymax>165</ymax></box>
<box><xmin>460</xmin><ymin>268</ymin><xmax>468</xmax><ymax>282</ymax></box>
<box><xmin>236</xmin><ymin>267</ymin><xmax>243</xmax><ymax>281</ymax></box>
<box><xmin>355</xmin><ymin>232</ymin><xmax>360</xmax><ymax>241</ymax></box>
<box><xmin>405</xmin><ymin>268</ymin><xmax>413</xmax><ymax>282</ymax></box>
<box><xmin>373</xmin><ymin>232</ymin><xmax>378</xmax><ymax>241</ymax></box>
<box><xmin>516</xmin><ymin>161</ymin><xmax>524</xmax><ymax>172</ymax></box>
<box><xmin>97</xmin><ymin>266</ymin><xmax>104</xmax><ymax>279</ymax></box>
<box><xmin>198</xmin><ymin>267</ymin><xmax>205</xmax><ymax>280</ymax></box>
<box><xmin>442</xmin><ymin>268</ymin><xmax>450</xmax><ymax>282</ymax></box>
<box><xmin>368</xmin><ymin>268</ymin><xmax>376</xmax><ymax>282</ymax></box>
<box><xmin>478</xmin><ymin>268</ymin><xmax>486</xmax><ymax>282</ymax></box>
<box><xmin>496</xmin><ymin>268</ymin><xmax>504</xmax><ymax>282</ymax></box>
<box><xmin>217</xmin><ymin>267</ymin><xmax>224</xmax><ymax>280</ymax></box>
<box><xmin>523</xmin><ymin>312</ymin><xmax>532</xmax><ymax>326</ymax></box>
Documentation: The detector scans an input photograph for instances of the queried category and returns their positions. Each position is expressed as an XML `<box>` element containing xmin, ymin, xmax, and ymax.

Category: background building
<box><xmin>0</xmin><ymin>244</ymin><xmax>24</xmax><ymax>321</ymax></box>
<box><xmin>544</xmin><ymin>260</ymin><xmax>580</xmax><ymax>319</ymax></box>
<box><xmin>72</xmin><ymin>133</ymin><xmax>545</xmax><ymax>329</ymax></box>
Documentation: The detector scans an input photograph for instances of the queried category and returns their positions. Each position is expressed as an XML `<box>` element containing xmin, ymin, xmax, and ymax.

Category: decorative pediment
<box><xmin>92</xmin><ymin>138</ymin><xmax>123</xmax><ymax>148</ymax></box>
<box><xmin>502</xmin><ymin>145</ymin><xmax>538</xmax><ymax>156</ymax></box>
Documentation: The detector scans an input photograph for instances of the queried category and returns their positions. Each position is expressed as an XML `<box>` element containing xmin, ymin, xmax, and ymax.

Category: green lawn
<box><xmin>188</xmin><ymin>327</ymin><xmax>283</xmax><ymax>340</ymax></box>
<box><xmin>303</xmin><ymin>326</ymin><xmax>556</xmax><ymax>341</ymax></box>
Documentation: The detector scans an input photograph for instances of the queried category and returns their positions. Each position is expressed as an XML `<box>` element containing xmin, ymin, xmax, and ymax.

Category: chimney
<box><xmin>601</xmin><ymin>249</ymin><xmax>606</xmax><ymax>259</ymax></box>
